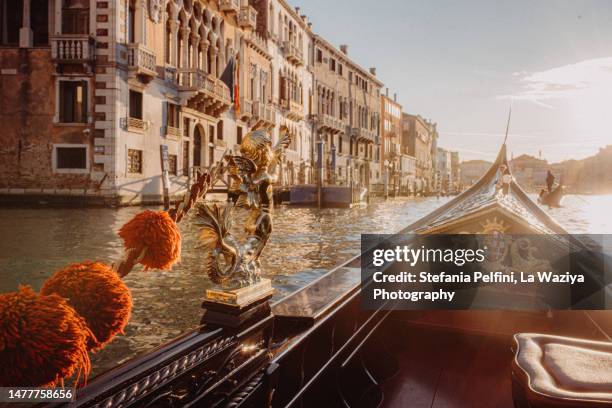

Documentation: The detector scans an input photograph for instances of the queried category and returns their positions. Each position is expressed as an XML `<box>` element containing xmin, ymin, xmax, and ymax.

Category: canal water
<box><xmin>0</xmin><ymin>194</ymin><xmax>611</xmax><ymax>376</ymax></box>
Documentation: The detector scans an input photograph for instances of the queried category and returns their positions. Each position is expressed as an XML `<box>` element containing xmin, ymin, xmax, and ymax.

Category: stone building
<box><xmin>0</xmin><ymin>0</ymin><xmax>243</xmax><ymax>204</ymax></box>
<box><xmin>450</xmin><ymin>150</ymin><xmax>460</xmax><ymax>192</ymax></box>
<box><xmin>399</xmin><ymin>154</ymin><xmax>416</xmax><ymax>194</ymax></box>
<box><xmin>0</xmin><ymin>0</ymin><xmax>318</xmax><ymax>204</ymax></box>
<box><xmin>312</xmin><ymin>37</ymin><xmax>383</xmax><ymax>189</ymax></box>
<box><xmin>251</xmin><ymin>0</ymin><xmax>313</xmax><ymax>186</ymax></box>
<box><xmin>551</xmin><ymin>145</ymin><xmax>612</xmax><ymax>194</ymax></box>
<box><xmin>380</xmin><ymin>90</ymin><xmax>402</xmax><ymax>191</ymax></box>
<box><xmin>428</xmin><ymin>120</ymin><xmax>439</xmax><ymax>192</ymax></box>
<box><xmin>460</xmin><ymin>159</ymin><xmax>492</xmax><ymax>187</ymax></box>
<box><xmin>437</xmin><ymin>147</ymin><xmax>451</xmax><ymax>193</ymax></box>
<box><xmin>401</xmin><ymin>113</ymin><xmax>434</xmax><ymax>193</ymax></box>
<box><xmin>509</xmin><ymin>154</ymin><xmax>549</xmax><ymax>192</ymax></box>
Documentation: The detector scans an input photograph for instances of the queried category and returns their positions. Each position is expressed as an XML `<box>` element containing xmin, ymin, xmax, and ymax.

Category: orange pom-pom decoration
<box><xmin>0</xmin><ymin>286</ymin><xmax>92</xmax><ymax>387</ymax></box>
<box><xmin>118</xmin><ymin>210</ymin><xmax>181</xmax><ymax>270</ymax></box>
<box><xmin>41</xmin><ymin>262</ymin><xmax>132</xmax><ymax>350</ymax></box>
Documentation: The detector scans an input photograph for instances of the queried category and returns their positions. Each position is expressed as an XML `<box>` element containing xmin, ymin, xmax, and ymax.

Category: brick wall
<box><xmin>0</xmin><ymin>49</ymin><xmax>94</xmax><ymax>191</ymax></box>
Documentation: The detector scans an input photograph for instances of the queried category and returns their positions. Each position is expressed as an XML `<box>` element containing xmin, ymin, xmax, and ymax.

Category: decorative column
<box><xmin>170</xmin><ymin>21</ymin><xmax>179</xmax><ymax>67</ymax></box>
<box><xmin>210</xmin><ymin>47</ymin><xmax>218</xmax><ymax>77</ymax></box>
<box><xmin>19</xmin><ymin>0</ymin><xmax>33</xmax><ymax>48</ymax></box>
<box><xmin>54</xmin><ymin>0</ymin><xmax>62</xmax><ymax>34</ymax></box>
<box><xmin>140</xmin><ymin>0</ymin><xmax>147</xmax><ymax>44</ymax></box>
<box><xmin>200</xmin><ymin>39</ymin><xmax>209</xmax><ymax>73</ymax></box>
<box><xmin>180</xmin><ymin>27</ymin><xmax>191</xmax><ymax>69</ymax></box>
<box><xmin>191</xmin><ymin>34</ymin><xmax>200</xmax><ymax>69</ymax></box>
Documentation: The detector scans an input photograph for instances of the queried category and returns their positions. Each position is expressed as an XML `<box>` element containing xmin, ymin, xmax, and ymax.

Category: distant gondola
<box><xmin>538</xmin><ymin>184</ymin><xmax>564</xmax><ymax>208</ymax></box>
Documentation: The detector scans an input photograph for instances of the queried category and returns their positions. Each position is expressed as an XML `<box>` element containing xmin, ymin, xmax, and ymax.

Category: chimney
<box><xmin>340</xmin><ymin>44</ymin><xmax>348</xmax><ymax>55</ymax></box>
<box><xmin>394</xmin><ymin>93</ymin><xmax>397</xmax><ymax>102</ymax></box>
<box><xmin>369</xmin><ymin>67</ymin><xmax>376</xmax><ymax>76</ymax></box>
<box><xmin>308</xmin><ymin>22</ymin><xmax>312</xmax><ymax>29</ymax></box>
<box><xmin>385</xmin><ymin>87</ymin><xmax>389</xmax><ymax>97</ymax></box>
<box><xmin>301</xmin><ymin>14</ymin><xmax>308</xmax><ymax>23</ymax></box>
<box><xmin>295</xmin><ymin>6</ymin><xmax>300</xmax><ymax>13</ymax></box>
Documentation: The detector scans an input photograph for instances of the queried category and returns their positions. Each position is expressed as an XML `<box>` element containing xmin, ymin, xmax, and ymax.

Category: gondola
<box><xmin>48</xmin><ymin>144</ymin><xmax>610</xmax><ymax>408</ymax></box>
<box><xmin>538</xmin><ymin>184</ymin><xmax>565</xmax><ymax>208</ymax></box>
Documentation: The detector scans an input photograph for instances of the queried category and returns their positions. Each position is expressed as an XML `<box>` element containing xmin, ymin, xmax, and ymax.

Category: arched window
<box><xmin>206</xmin><ymin>33</ymin><xmax>214</xmax><ymax>75</ymax></box>
<box><xmin>128</xmin><ymin>0</ymin><xmax>136</xmax><ymax>43</ymax></box>
<box><xmin>177</xmin><ymin>32</ymin><xmax>183</xmax><ymax>67</ymax></box>
<box><xmin>197</xmin><ymin>41</ymin><xmax>203</xmax><ymax>69</ymax></box>
<box><xmin>193</xmin><ymin>126</ymin><xmax>202</xmax><ymax>167</ymax></box>
<box><xmin>165</xmin><ymin>5</ymin><xmax>173</xmax><ymax>64</ymax></box>
<box><xmin>215</xmin><ymin>38</ymin><xmax>222</xmax><ymax>77</ymax></box>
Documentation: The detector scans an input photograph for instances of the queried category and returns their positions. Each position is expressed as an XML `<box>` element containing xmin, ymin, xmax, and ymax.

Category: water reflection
<box><xmin>0</xmin><ymin>194</ymin><xmax>609</xmax><ymax>375</ymax></box>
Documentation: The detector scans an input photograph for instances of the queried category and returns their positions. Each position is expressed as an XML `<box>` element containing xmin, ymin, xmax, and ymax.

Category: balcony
<box><xmin>126</xmin><ymin>117</ymin><xmax>146</xmax><ymax>133</ymax></box>
<box><xmin>239</xmin><ymin>97</ymin><xmax>253</xmax><ymax>120</ymax></box>
<box><xmin>282</xmin><ymin>41</ymin><xmax>304</xmax><ymax>66</ymax></box>
<box><xmin>246</xmin><ymin>32</ymin><xmax>269</xmax><ymax>58</ymax></box>
<box><xmin>50</xmin><ymin>34</ymin><xmax>95</xmax><ymax>71</ymax></box>
<box><xmin>318</xmin><ymin>114</ymin><xmax>344</xmax><ymax>134</ymax></box>
<box><xmin>165</xmin><ymin>125</ymin><xmax>180</xmax><ymax>139</ymax></box>
<box><xmin>252</xmin><ymin>101</ymin><xmax>275</xmax><ymax>128</ymax></box>
<box><xmin>127</xmin><ymin>43</ymin><xmax>157</xmax><ymax>81</ymax></box>
<box><xmin>238</xmin><ymin>5</ymin><xmax>257</xmax><ymax>30</ymax></box>
<box><xmin>281</xmin><ymin>99</ymin><xmax>303</xmax><ymax>121</ymax></box>
<box><xmin>177</xmin><ymin>68</ymin><xmax>231</xmax><ymax>117</ymax></box>
<box><xmin>220</xmin><ymin>0</ymin><xmax>240</xmax><ymax>14</ymax></box>
<box><xmin>352</xmin><ymin>127</ymin><xmax>377</xmax><ymax>143</ymax></box>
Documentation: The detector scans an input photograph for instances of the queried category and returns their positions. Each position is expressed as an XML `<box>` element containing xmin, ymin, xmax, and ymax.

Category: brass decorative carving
<box><xmin>196</xmin><ymin>126</ymin><xmax>291</xmax><ymax>292</ymax></box>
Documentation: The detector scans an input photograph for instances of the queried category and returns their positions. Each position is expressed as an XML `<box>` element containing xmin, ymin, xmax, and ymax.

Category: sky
<box><xmin>292</xmin><ymin>0</ymin><xmax>612</xmax><ymax>163</ymax></box>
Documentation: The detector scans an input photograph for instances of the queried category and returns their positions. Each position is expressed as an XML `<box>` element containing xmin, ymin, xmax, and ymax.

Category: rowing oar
<box><xmin>572</xmin><ymin>194</ymin><xmax>591</xmax><ymax>205</ymax></box>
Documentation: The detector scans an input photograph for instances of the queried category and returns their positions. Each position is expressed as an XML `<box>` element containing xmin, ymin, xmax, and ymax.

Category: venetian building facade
<box><xmin>0</xmin><ymin>0</ymin><xmax>270</xmax><ymax>204</ymax></box>
<box><xmin>402</xmin><ymin>113</ymin><xmax>434</xmax><ymax>193</ymax></box>
<box><xmin>450</xmin><ymin>150</ymin><xmax>460</xmax><ymax>191</ymax></box>
<box><xmin>380</xmin><ymin>90</ymin><xmax>402</xmax><ymax>191</ymax></box>
<box><xmin>437</xmin><ymin>147</ymin><xmax>452</xmax><ymax>193</ymax></box>
<box><xmin>312</xmin><ymin>37</ymin><xmax>382</xmax><ymax>188</ymax></box>
<box><xmin>251</xmin><ymin>0</ymin><xmax>313</xmax><ymax>186</ymax></box>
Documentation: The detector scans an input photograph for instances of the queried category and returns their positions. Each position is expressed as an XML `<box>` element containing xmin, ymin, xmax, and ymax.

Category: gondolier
<box><xmin>546</xmin><ymin>169</ymin><xmax>555</xmax><ymax>193</ymax></box>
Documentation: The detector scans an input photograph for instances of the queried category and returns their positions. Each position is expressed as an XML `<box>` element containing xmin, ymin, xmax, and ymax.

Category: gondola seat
<box><xmin>511</xmin><ymin>333</ymin><xmax>612</xmax><ymax>408</ymax></box>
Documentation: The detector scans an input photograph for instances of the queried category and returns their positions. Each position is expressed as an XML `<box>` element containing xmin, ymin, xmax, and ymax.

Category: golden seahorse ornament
<box><xmin>196</xmin><ymin>126</ymin><xmax>291</xmax><ymax>288</ymax></box>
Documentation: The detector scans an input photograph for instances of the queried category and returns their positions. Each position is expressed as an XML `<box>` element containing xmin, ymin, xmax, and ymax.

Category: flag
<box><xmin>220</xmin><ymin>54</ymin><xmax>240</xmax><ymax>115</ymax></box>
<box><xmin>234</xmin><ymin>55</ymin><xmax>240</xmax><ymax>115</ymax></box>
<box><xmin>219</xmin><ymin>56</ymin><xmax>234</xmax><ymax>97</ymax></box>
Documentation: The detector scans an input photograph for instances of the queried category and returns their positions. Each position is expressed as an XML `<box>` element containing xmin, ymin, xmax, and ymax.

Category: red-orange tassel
<box><xmin>41</xmin><ymin>262</ymin><xmax>132</xmax><ymax>350</ymax></box>
<box><xmin>0</xmin><ymin>286</ymin><xmax>92</xmax><ymax>387</ymax></box>
<box><xmin>118</xmin><ymin>210</ymin><xmax>181</xmax><ymax>270</ymax></box>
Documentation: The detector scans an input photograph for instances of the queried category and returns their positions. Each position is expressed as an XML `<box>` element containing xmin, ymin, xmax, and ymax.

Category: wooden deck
<box><xmin>381</xmin><ymin>329</ymin><xmax>513</xmax><ymax>408</ymax></box>
<box><xmin>378</xmin><ymin>311</ymin><xmax>612</xmax><ymax>408</ymax></box>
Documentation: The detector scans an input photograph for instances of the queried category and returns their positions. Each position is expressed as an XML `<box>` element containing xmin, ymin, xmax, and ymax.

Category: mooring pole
<box><xmin>160</xmin><ymin>145</ymin><xmax>170</xmax><ymax>210</ymax></box>
<box><xmin>317</xmin><ymin>138</ymin><xmax>323</xmax><ymax>209</ymax></box>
